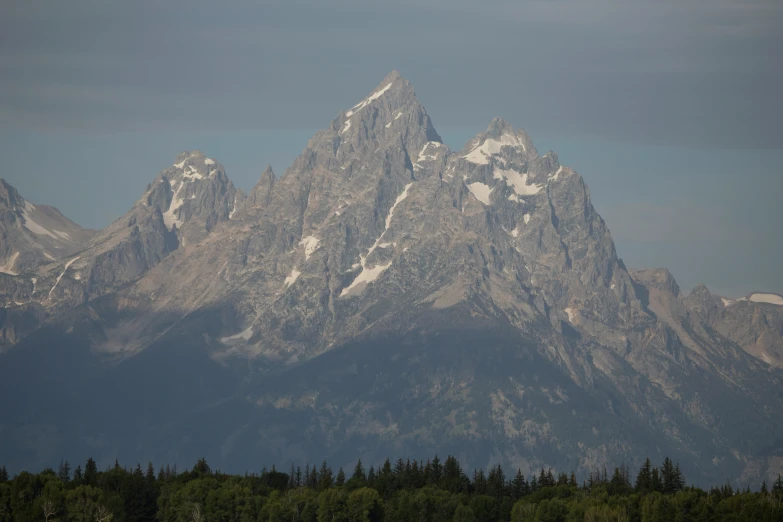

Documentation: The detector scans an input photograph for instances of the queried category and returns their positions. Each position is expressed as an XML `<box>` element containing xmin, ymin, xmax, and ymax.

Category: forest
<box><xmin>1</xmin><ymin>455</ymin><xmax>782</xmax><ymax>522</ymax></box>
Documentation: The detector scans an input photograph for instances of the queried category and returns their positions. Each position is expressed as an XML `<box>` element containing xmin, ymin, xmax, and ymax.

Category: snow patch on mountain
<box><xmin>220</xmin><ymin>327</ymin><xmax>254</xmax><ymax>344</ymax></box>
<box><xmin>300</xmin><ymin>236</ymin><xmax>321</xmax><ymax>261</ymax></box>
<box><xmin>182</xmin><ymin>166</ymin><xmax>204</xmax><ymax>181</ymax></box>
<box><xmin>493</xmin><ymin>168</ymin><xmax>542</xmax><ymax>196</ymax></box>
<box><xmin>418</xmin><ymin>142</ymin><xmax>443</xmax><ymax>162</ymax></box>
<box><xmin>341</xmin><ymin>183</ymin><xmax>412</xmax><ymax>297</ymax></box>
<box><xmin>749</xmin><ymin>293</ymin><xmax>783</xmax><ymax>306</ymax></box>
<box><xmin>21</xmin><ymin>202</ymin><xmax>58</xmax><ymax>239</ymax></box>
<box><xmin>345</xmin><ymin>82</ymin><xmax>393</xmax><ymax>118</ymax></box>
<box><xmin>386</xmin><ymin>111</ymin><xmax>404</xmax><ymax>128</ymax></box>
<box><xmin>48</xmin><ymin>256</ymin><xmax>80</xmax><ymax>299</ymax></box>
<box><xmin>467</xmin><ymin>182</ymin><xmax>493</xmax><ymax>205</ymax></box>
<box><xmin>0</xmin><ymin>251</ymin><xmax>20</xmax><ymax>275</ymax></box>
<box><xmin>163</xmin><ymin>181</ymin><xmax>186</xmax><ymax>230</ymax></box>
<box><xmin>284</xmin><ymin>269</ymin><xmax>301</xmax><ymax>287</ymax></box>
<box><xmin>463</xmin><ymin>133</ymin><xmax>526</xmax><ymax>164</ymax></box>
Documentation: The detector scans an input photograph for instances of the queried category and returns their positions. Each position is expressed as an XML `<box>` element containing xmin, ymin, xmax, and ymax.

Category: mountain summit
<box><xmin>0</xmin><ymin>73</ymin><xmax>781</xmax><ymax>486</ymax></box>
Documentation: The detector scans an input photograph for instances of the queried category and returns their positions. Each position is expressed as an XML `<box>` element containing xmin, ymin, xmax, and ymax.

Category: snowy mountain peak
<box><xmin>462</xmin><ymin>119</ymin><xmax>538</xmax><ymax>165</ymax></box>
<box><xmin>335</xmin><ymin>72</ymin><xmax>441</xmax><ymax>148</ymax></box>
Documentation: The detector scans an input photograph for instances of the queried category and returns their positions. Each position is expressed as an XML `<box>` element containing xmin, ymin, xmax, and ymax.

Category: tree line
<box><xmin>1</xmin><ymin>455</ymin><xmax>782</xmax><ymax>521</ymax></box>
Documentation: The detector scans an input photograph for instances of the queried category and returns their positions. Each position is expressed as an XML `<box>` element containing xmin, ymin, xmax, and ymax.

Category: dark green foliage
<box><xmin>335</xmin><ymin>467</ymin><xmax>346</xmax><ymax>488</ymax></box>
<box><xmin>0</xmin><ymin>454</ymin><xmax>779</xmax><ymax>522</ymax></box>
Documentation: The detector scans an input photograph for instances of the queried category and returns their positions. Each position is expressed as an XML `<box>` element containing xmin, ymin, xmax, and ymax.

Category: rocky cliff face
<box><xmin>0</xmin><ymin>72</ymin><xmax>781</xmax><ymax>486</ymax></box>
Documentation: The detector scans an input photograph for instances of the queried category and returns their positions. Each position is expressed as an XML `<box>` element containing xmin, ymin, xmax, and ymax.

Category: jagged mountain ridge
<box><xmin>0</xmin><ymin>71</ymin><xmax>781</xmax><ymax>486</ymax></box>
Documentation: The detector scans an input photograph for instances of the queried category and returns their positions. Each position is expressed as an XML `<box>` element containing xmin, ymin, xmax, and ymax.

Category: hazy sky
<box><xmin>1</xmin><ymin>0</ymin><xmax>781</xmax><ymax>297</ymax></box>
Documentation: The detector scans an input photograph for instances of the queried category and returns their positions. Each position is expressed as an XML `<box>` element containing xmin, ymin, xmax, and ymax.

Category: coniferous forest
<box><xmin>1</xmin><ymin>456</ymin><xmax>782</xmax><ymax>522</ymax></box>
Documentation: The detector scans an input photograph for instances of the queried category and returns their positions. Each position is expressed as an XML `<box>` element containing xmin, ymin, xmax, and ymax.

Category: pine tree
<box><xmin>0</xmin><ymin>466</ymin><xmax>7</xmax><ymax>482</ymax></box>
<box><xmin>651</xmin><ymin>467</ymin><xmax>663</xmax><ymax>493</ymax></box>
<box><xmin>430</xmin><ymin>455</ymin><xmax>443</xmax><ymax>485</ymax></box>
<box><xmin>442</xmin><ymin>456</ymin><xmax>466</xmax><ymax>494</ymax></box>
<box><xmin>568</xmin><ymin>472</ymin><xmax>577</xmax><ymax>488</ymax></box>
<box><xmin>335</xmin><ymin>467</ymin><xmax>346</xmax><ymax>487</ymax></box>
<box><xmin>610</xmin><ymin>467</ymin><xmax>627</xmax><ymax>492</ymax></box>
<box><xmin>635</xmin><ymin>458</ymin><xmax>652</xmax><ymax>493</ymax></box>
<box><xmin>511</xmin><ymin>469</ymin><xmax>528</xmax><ymax>499</ymax></box>
<box><xmin>538</xmin><ymin>468</ymin><xmax>548</xmax><ymax>488</ymax></box>
<box><xmin>142</xmin><ymin>462</ymin><xmax>158</xmax><ymax>522</ymax></box>
<box><xmin>349</xmin><ymin>459</ymin><xmax>366</xmax><ymax>489</ymax></box>
<box><xmin>410</xmin><ymin>460</ymin><xmax>422</xmax><ymax>489</ymax></box>
<box><xmin>393</xmin><ymin>459</ymin><xmax>406</xmax><ymax>478</ymax></box>
<box><xmin>772</xmin><ymin>474</ymin><xmax>783</xmax><ymax>498</ymax></box>
<box><xmin>318</xmin><ymin>461</ymin><xmax>333</xmax><ymax>491</ymax></box>
<box><xmin>673</xmin><ymin>463</ymin><xmax>685</xmax><ymax>492</ymax></box>
<box><xmin>381</xmin><ymin>459</ymin><xmax>392</xmax><ymax>478</ymax></box>
<box><xmin>73</xmin><ymin>464</ymin><xmax>83</xmax><ymax>484</ymax></box>
<box><xmin>288</xmin><ymin>464</ymin><xmax>296</xmax><ymax>489</ymax></box>
<box><xmin>193</xmin><ymin>458</ymin><xmax>211</xmax><ymax>476</ymax></box>
<box><xmin>295</xmin><ymin>466</ymin><xmax>303</xmax><ymax>487</ymax></box>
<box><xmin>84</xmin><ymin>457</ymin><xmax>98</xmax><ymax>486</ymax></box>
<box><xmin>487</xmin><ymin>465</ymin><xmax>506</xmax><ymax>498</ymax></box>
<box><xmin>58</xmin><ymin>460</ymin><xmax>71</xmax><ymax>482</ymax></box>
<box><xmin>661</xmin><ymin>457</ymin><xmax>676</xmax><ymax>494</ymax></box>
<box><xmin>473</xmin><ymin>469</ymin><xmax>487</xmax><ymax>495</ymax></box>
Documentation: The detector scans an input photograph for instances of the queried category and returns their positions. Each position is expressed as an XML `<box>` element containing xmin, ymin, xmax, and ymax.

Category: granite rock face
<box><xmin>0</xmin><ymin>72</ymin><xmax>781</xmax><ymax>486</ymax></box>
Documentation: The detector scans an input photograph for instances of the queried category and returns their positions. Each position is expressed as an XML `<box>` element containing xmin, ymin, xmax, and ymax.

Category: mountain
<box><xmin>0</xmin><ymin>179</ymin><xmax>95</xmax><ymax>275</ymax></box>
<box><xmin>1</xmin><ymin>71</ymin><xmax>781</xmax><ymax>486</ymax></box>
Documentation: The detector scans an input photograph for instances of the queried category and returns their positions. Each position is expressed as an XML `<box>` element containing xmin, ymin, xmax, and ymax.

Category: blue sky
<box><xmin>1</xmin><ymin>0</ymin><xmax>781</xmax><ymax>297</ymax></box>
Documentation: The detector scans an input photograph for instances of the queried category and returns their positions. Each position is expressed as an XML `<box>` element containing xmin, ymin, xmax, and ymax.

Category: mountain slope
<box><xmin>0</xmin><ymin>179</ymin><xmax>95</xmax><ymax>275</ymax></box>
<box><xmin>0</xmin><ymin>72</ymin><xmax>781</xmax><ymax>486</ymax></box>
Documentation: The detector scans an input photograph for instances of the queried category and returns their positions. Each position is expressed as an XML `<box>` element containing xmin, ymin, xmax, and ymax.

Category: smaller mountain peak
<box><xmin>383</xmin><ymin>69</ymin><xmax>404</xmax><ymax>82</ymax></box>
<box><xmin>248</xmin><ymin>165</ymin><xmax>275</xmax><ymax>209</ymax></box>
<box><xmin>0</xmin><ymin>178</ymin><xmax>25</xmax><ymax>210</ymax></box>
<box><xmin>169</xmin><ymin>151</ymin><xmax>221</xmax><ymax>174</ymax></box>
<box><xmin>690</xmin><ymin>283</ymin><xmax>711</xmax><ymax>296</ymax></box>
<box><xmin>258</xmin><ymin>165</ymin><xmax>275</xmax><ymax>186</ymax></box>
<box><xmin>343</xmin><ymin>73</ymin><xmax>412</xmax><ymax>121</ymax></box>
<box><xmin>331</xmin><ymin>69</ymin><xmax>440</xmax><ymax>148</ymax></box>
<box><xmin>686</xmin><ymin>284</ymin><xmax>715</xmax><ymax>307</ymax></box>
<box><xmin>486</xmin><ymin>117</ymin><xmax>514</xmax><ymax>135</ymax></box>
<box><xmin>629</xmin><ymin>268</ymin><xmax>681</xmax><ymax>297</ymax></box>
<box><xmin>460</xmin><ymin>118</ymin><xmax>537</xmax><ymax>163</ymax></box>
<box><xmin>174</xmin><ymin>150</ymin><xmax>205</xmax><ymax>164</ymax></box>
